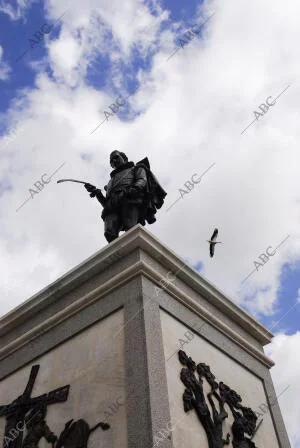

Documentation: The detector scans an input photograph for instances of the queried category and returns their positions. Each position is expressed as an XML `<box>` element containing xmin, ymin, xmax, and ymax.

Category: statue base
<box><xmin>0</xmin><ymin>225</ymin><xmax>290</xmax><ymax>448</ymax></box>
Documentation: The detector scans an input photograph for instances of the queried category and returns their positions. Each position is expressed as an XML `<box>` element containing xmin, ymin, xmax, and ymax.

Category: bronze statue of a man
<box><xmin>84</xmin><ymin>151</ymin><xmax>166</xmax><ymax>242</ymax></box>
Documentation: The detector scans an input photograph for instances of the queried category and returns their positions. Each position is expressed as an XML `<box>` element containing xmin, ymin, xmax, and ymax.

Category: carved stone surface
<box><xmin>56</xmin><ymin>419</ymin><xmax>110</xmax><ymax>448</ymax></box>
<box><xmin>0</xmin><ymin>365</ymin><xmax>110</xmax><ymax>448</ymax></box>
<box><xmin>178</xmin><ymin>350</ymin><xmax>258</xmax><ymax>448</ymax></box>
<box><xmin>22</xmin><ymin>405</ymin><xmax>57</xmax><ymax>448</ymax></box>
<box><xmin>0</xmin><ymin>365</ymin><xmax>69</xmax><ymax>448</ymax></box>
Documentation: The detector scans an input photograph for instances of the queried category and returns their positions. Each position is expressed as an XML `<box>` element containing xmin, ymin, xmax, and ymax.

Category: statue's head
<box><xmin>110</xmin><ymin>150</ymin><xmax>128</xmax><ymax>169</ymax></box>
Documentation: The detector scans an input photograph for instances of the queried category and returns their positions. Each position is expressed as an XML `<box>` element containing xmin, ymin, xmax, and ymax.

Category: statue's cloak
<box><xmin>135</xmin><ymin>157</ymin><xmax>167</xmax><ymax>225</ymax></box>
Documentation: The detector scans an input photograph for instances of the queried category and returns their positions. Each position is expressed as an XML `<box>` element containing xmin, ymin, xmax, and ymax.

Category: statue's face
<box><xmin>110</xmin><ymin>151</ymin><xmax>126</xmax><ymax>169</ymax></box>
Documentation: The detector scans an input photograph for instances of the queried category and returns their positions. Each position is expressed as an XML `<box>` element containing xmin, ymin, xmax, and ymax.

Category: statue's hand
<box><xmin>84</xmin><ymin>183</ymin><xmax>98</xmax><ymax>198</ymax></box>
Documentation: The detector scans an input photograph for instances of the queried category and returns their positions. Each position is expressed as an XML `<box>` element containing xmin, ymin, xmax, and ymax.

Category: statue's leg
<box><xmin>104</xmin><ymin>213</ymin><xmax>120</xmax><ymax>242</ymax></box>
<box><xmin>122</xmin><ymin>205</ymin><xmax>140</xmax><ymax>231</ymax></box>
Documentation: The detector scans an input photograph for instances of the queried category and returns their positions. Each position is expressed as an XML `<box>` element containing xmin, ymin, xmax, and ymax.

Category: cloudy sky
<box><xmin>0</xmin><ymin>0</ymin><xmax>299</xmax><ymax>445</ymax></box>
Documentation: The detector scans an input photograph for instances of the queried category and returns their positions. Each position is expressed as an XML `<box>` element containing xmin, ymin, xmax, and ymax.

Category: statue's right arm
<box><xmin>95</xmin><ymin>189</ymin><xmax>106</xmax><ymax>207</ymax></box>
<box><xmin>84</xmin><ymin>183</ymin><xmax>106</xmax><ymax>207</ymax></box>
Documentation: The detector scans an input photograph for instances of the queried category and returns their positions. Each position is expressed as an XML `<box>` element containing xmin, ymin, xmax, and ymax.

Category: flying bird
<box><xmin>207</xmin><ymin>228</ymin><xmax>222</xmax><ymax>258</ymax></box>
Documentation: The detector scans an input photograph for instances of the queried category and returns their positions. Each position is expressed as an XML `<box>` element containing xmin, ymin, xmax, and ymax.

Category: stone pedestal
<box><xmin>0</xmin><ymin>225</ymin><xmax>290</xmax><ymax>448</ymax></box>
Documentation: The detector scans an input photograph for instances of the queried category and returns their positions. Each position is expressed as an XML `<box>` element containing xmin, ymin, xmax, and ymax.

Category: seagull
<box><xmin>207</xmin><ymin>228</ymin><xmax>222</xmax><ymax>258</ymax></box>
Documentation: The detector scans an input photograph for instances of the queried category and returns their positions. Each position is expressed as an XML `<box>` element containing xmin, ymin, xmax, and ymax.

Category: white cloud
<box><xmin>0</xmin><ymin>0</ymin><xmax>300</xmax><ymax>443</ymax></box>
<box><xmin>0</xmin><ymin>0</ymin><xmax>299</xmax><ymax>321</ymax></box>
<box><xmin>0</xmin><ymin>46</ymin><xmax>11</xmax><ymax>81</ymax></box>
<box><xmin>267</xmin><ymin>332</ymin><xmax>300</xmax><ymax>448</ymax></box>
<box><xmin>42</xmin><ymin>0</ymin><xmax>169</xmax><ymax>88</ymax></box>
<box><xmin>0</xmin><ymin>0</ymin><xmax>38</xmax><ymax>21</ymax></box>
